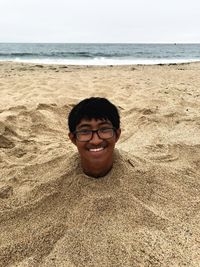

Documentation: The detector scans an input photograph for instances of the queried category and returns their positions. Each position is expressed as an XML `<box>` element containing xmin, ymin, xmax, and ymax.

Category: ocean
<box><xmin>0</xmin><ymin>43</ymin><xmax>200</xmax><ymax>65</ymax></box>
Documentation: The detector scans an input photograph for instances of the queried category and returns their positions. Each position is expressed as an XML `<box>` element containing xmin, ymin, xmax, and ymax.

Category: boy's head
<box><xmin>68</xmin><ymin>97</ymin><xmax>121</xmax><ymax>178</ymax></box>
<box><xmin>68</xmin><ymin>97</ymin><xmax>120</xmax><ymax>133</ymax></box>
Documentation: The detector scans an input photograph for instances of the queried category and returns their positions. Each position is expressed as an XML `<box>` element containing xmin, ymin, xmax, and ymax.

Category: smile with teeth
<box><xmin>89</xmin><ymin>147</ymin><xmax>105</xmax><ymax>152</ymax></box>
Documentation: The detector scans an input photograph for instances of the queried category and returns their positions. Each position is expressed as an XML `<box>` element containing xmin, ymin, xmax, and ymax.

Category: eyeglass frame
<box><xmin>73</xmin><ymin>127</ymin><xmax>116</xmax><ymax>142</ymax></box>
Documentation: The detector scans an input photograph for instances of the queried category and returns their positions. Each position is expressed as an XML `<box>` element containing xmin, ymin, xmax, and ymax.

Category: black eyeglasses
<box><xmin>74</xmin><ymin>127</ymin><xmax>116</xmax><ymax>142</ymax></box>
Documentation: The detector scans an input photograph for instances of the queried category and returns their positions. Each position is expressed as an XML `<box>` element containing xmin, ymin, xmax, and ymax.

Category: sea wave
<box><xmin>0</xmin><ymin>51</ymin><xmax>130</xmax><ymax>59</ymax></box>
<box><xmin>0</xmin><ymin>57</ymin><xmax>199</xmax><ymax>65</ymax></box>
<box><xmin>1</xmin><ymin>43</ymin><xmax>200</xmax><ymax>65</ymax></box>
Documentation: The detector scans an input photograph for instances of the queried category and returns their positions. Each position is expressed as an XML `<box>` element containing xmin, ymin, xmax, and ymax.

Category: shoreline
<box><xmin>1</xmin><ymin>59</ymin><xmax>200</xmax><ymax>69</ymax></box>
<box><xmin>0</xmin><ymin>58</ymin><xmax>199</xmax><ymax>66</ymax></box>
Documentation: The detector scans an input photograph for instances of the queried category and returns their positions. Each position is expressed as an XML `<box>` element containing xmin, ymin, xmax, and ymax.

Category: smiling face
<box><xmin>69</xmin><ymin>118</ymin><xmax>121</xmax><ymax>177</ymax></box>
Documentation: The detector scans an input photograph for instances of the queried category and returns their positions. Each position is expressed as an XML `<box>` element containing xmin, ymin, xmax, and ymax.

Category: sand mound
<box><xmin>1</xmin><ymin>62</ymin><xmax>200</xmax><ymax>266</ymax></box>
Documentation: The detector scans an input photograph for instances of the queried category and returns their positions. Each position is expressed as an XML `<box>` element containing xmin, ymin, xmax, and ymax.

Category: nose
<box><xmin>89</xmin><ymin>131</ymin><xmax>102</xmax><ymax>144</ymax></box>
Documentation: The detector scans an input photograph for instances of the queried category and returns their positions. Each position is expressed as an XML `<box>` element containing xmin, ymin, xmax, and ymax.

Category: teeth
<box><xmin>89</xmin><ymin>147</ymin><xmax>104</xmax><ymax>152</ymax></box>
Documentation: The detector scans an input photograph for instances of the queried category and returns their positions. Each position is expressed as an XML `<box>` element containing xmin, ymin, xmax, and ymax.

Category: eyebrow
<box><xmin>77</xmin><ymin>121</ymin><xmax>112</xmax><ymax>130</ymax></box>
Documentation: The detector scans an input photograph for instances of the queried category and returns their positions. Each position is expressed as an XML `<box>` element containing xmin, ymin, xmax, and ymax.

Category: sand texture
<box><xmin>0</xmin><ymin>62</ymin><xmax>200</xmax><ymax>266</ymax></box>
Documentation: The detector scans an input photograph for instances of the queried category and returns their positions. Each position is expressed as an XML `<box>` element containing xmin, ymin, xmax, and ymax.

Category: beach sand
<box><xmin>0</xmin><ymin>62</ymin><xmax>200</xmax><ymax>266</ymax></box>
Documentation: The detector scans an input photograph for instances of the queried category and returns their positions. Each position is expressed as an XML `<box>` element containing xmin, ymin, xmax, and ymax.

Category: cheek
<box><xmin>76</xmin><ymin>143</ymin><xmax>86</xmax><ymax>153</ymax></box>
<box><xmin>109</xmin><ymin>139</ymin><xmax>117</xmax><ymax>148</ymax></box>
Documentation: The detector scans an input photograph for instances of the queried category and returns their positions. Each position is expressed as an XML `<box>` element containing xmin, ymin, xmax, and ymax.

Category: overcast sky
<box><xmin>0</xmin><ymin>0</ymin><xmax>200</xmax><ymax>43</ymax></box>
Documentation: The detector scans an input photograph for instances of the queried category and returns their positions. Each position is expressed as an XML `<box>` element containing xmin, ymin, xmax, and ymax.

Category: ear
<box><xmin>68</xmin><ymin>132</ymin><xmax>77</xmax><ymax>146</ymax></box>
<box><xmin>115</xmin><ymin>128</ymin><xmax>121</xmax><ymax>142</ymax></box>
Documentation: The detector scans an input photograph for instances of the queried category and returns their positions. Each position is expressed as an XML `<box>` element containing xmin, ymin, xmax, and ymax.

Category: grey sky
<box><xmin>0</xmin><ymin>0</ymin><xmax>200</xmax><ymax>43</ymax></box>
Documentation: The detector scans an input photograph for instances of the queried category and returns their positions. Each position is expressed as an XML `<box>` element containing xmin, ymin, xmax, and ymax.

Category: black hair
<box><xmin>68</xmin><ymin>97</ymin><xmax>120</xmax><ymax>133</ymax></box>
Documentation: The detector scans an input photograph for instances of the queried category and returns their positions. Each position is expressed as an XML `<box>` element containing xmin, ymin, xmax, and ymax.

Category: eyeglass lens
<box><xmin>77</xmin><ymin>128</ymin><xmax>114</xmax><ymax>141</ymax></box>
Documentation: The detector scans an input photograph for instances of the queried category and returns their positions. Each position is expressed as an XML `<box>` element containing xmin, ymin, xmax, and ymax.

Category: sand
<box><xmin>0</xmin><ymin>61</ymin><xmax>200</xmax><ymax>266</ymax></box>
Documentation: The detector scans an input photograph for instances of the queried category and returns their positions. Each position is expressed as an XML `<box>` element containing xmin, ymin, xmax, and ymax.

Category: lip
<box><xmin>87</xmin><ymin>142</ymin><xmax>107</xmax><ymax>151</ymax></box>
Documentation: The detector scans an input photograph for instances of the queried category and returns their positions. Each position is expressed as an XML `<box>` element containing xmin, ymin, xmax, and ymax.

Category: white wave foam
<box><xmin>0</xmin><ymin>57</ymin><xmax>199</xmax><ymax>66</ymax></box>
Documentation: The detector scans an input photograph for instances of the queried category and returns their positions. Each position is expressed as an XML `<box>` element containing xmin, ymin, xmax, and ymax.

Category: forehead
<box><xmin>76</xmin><ymin>118</ymin><xmax>112</xmax><ymax>129</ymax></box>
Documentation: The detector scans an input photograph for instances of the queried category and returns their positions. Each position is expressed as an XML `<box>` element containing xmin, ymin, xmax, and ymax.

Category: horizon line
<box><xmin>0</xmin><ymin>42</ymin><xmax>200</xmax><ymax>45</ymax></box>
